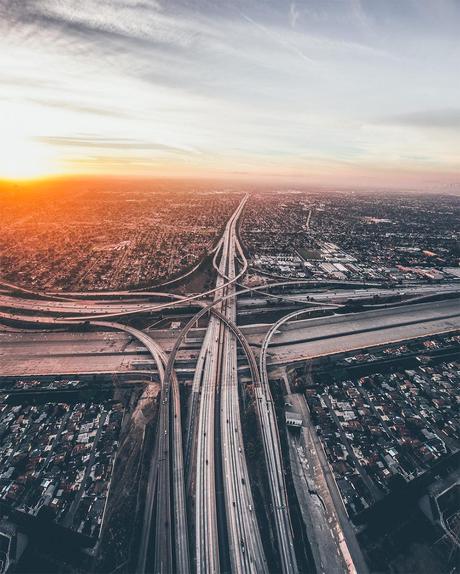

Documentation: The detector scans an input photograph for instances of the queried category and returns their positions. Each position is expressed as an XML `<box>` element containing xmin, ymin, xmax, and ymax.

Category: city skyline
<box><xmin>1</xmin><ymin>0</ymin><xmax>460</xmax><ymax>189</ymax></box>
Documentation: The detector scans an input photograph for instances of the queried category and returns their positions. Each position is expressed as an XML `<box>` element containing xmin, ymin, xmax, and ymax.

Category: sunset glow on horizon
<box><xmin>1</xmin><ymin>0</ymin><xmax>459</xmax><ymax>189</ymax></box>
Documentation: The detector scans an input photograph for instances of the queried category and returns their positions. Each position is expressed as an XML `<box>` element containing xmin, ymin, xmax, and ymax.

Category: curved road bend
<box><xmin>209</xmin><ymin>197</ymin><xmax>267</xmax><ymax>573</ymax></box>
<box><xmin>43</xmin><ymin>280</ymin><xmax>404</xmax><ymax>322</ymax></box>
<box><xmin>257</xmin><ymin>308</ymin><xmax>346</xmax><ymax>574</ymax></box>
<box><xmin>0</xmin><ymin>310</ymin><xmax>190</xmax><ymax>574</ymax></box>
<box><xmin>89</xmin><ymin>322</ymin><xmax>189</xmax><ymax>574</ymax></box>
<box><xmin>160</xmin><ymin>196</ymin><xmax>267</xmax><ymax>574</ymax></box>
<box><xmin>259</xmin><ymin>306</ymin><xmax>370</xmax><ymax>574</ymax></box>
<box><xmin>5</xmin><ymin>282</ymin><xmax>455</xmax><ymax>316</ymax></box>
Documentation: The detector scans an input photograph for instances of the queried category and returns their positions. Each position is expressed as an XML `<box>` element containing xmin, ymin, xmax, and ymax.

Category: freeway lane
<box><xmin>0</xmin><ymin>293</ymin><xmax>186</xmax><ymax>315</ymax></box>
<box><xmin>257</xmin><ymin>299</ymin><xmax>460</xmax><ymax>364</ymax></box>
<box><xmin>8</xmin><ymin>277</ymin><xmax>452</xmax><ymax>323</ymax></box>
<box><xmin>84</xmin><ymin>323</ymin><xmax>189</xmax><ymax>574</ymax></box>
<box><xmin>2</xmin><ymin>299</ymin><xmax>460</xmax><ymax>377</ymax></box>
<box><xmin>190</xmin><ymin>196</ymin><xmax>268</xmax><ymax>574</ymax></box>
<box><xmin>193</xmin><ymin>202</ymin><xmax>243</xmax><ymax>574</ymax></box>
<box><xmin>218</xmin><ymin>201</ymin><xmax>267</xmax><ymax>574</ymax></box>
<box><xmin>259</xmin><ymin>308</ymin><xmax>362</xmax><ymax>573</ymax></box>
<box><xmin>146</xmin><ymin>196</ymin><xmax>258</xmax><ymax>574</ymax></box>
<box><xmin>2</xmin><ymin>275</ymin><xmax>458</xmax><ymax>336</ymax></box>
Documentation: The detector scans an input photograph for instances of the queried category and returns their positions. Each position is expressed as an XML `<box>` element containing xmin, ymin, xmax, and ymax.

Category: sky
<box><xmin>1</xmin><ymin>0</ymin><xmax>459</xmax><ymax>189</ymax></box>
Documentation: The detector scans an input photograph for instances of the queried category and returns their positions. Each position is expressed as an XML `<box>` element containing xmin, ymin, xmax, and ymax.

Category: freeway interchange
<box><xmin>1</xmin><ymin>197</ymin><xmax>460</xmax><ymax>574</ymax></box>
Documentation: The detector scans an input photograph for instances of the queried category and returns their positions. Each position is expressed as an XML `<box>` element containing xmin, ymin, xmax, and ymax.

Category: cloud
<box><xmin>34</xmin><ymin>135</ymin><xmax>200</xmax><ymax>155</ymax></box>
<box><xmin>380</xmin><ymin>109</ymin><xmax>460</xmax><ymax>130</ymax></box>
<box><xmin>239</xmin><ymin>12</ymin><xmax>315</xmax><ymax>65</ymax></box>
<box><xmin>289</xmin><ymin>3</ymin><xmax>300</xmax><ymax>28</ymax></box>
<box><xmin>29</xmin><ymin>98</ymin><xmax>132</xmax><ymax>118</ymax></box>
<box><xmin>0</xmin><ymin>73</ymin><xmax>59</xmax><ymax>89</ymax></box>
<box><xmin>2</xmin><ymin>0</ymin><xmax>202</xmax><ymax>52</ymax></box>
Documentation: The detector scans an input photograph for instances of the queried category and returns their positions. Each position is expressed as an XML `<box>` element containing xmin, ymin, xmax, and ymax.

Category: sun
<box><xmin>0</xmin><ymin>135</ymin><xmax>60</xmax><ymax>181</ymax></box>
